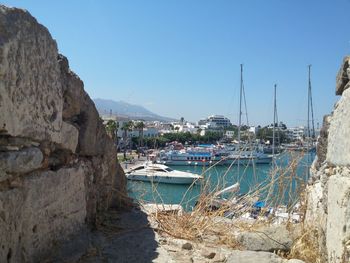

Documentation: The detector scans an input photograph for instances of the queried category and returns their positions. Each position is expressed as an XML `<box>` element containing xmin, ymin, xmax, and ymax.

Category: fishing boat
<box><xmin>125</xmin><ymin>162</ymin><xmax>203</xmax><ymax>184</ymax></box>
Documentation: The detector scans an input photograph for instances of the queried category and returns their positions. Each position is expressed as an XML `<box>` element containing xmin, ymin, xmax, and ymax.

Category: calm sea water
<box><xmin>127</xmin><ymin>152</ymin><xmax>315</xmax><ymax>210</ymax></box>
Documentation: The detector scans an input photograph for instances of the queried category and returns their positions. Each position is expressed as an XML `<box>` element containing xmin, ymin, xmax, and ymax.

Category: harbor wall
<box><xmin>306</xmin><ymin>56</ymin><xmax>350</xmax><ymax>263</ymax></box>
<box><xmin>0</xmin><ymin>6</ymin><xmax>127</xmax><ymax>262</ymax></box>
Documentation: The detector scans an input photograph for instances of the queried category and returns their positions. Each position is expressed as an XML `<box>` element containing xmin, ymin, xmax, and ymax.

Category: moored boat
<box><xmin>125</xmin><ymin>162</ymin><xmax>203</xmax><ymax>184</ymax></box>
<box><xmin>158</xmin><ymin>150</ymin><xmax>214</xmax><ymax>166</ymax></box>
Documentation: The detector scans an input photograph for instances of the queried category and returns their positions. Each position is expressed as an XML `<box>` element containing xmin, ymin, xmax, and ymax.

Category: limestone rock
<box><xmin>314</xmin><ymin>114</ymin><xmax>331</xmax><ymax>169</ymax></box>
<box><xmin>226</xmin><ymin>250</ymin><xmax>285</xmax><ymax>263</ymax></box>
<box><xmin>0</xmin><ymin>5</ymin><xmax>63</xmax><ymax>144</ymax></box>
<box><xmin>237</xmin><ymin>225</ymin><xmax>293</xmax><ymax>252</ymax></box>
<box><xmin>0</xmin><ymin>147</ymin><xmax>43</xmax><ymax>175</ymax></box>
<box><xmin>336</xmin><ymin>56</ymin><xmax>350</xmax><ymax>95</ymax></box>
<box><xmin>305</xmin><ymin>55</ymin><xmax>350</xmax><ymax>263</ymax></box>
<box><xmin>58</xmin><ymin>122</ymin><xmax>79</xmax><ymax>153</ymax></box>
<box><xmin>0</xmin><ymin>164</ymin><xmax>87</xmax><ymax>262</ymax></box>
<box><xmin>0</xmin><ymin>5</ymin><xmax>126</xmax><ymax>262</ymax></box>
<box><xmin>326</xmin><ymin>173</ymin><xmax>350</xmax><ymax>262</ymax></box>
<box><xmin>326</xmin><ymin>88</ymin><xmax>350</xmax><ymax>166</ymax></box>
<box><xmin>201</xmin><ymin>249</ymin><xmax>216</xmax><ymax>259</ymax></box>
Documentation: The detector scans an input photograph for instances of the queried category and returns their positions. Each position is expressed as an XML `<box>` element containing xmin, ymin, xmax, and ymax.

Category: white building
<box><xmin>225</xmin><ymin>130</ymin><xmax>235</xmax><ymax>139</ymax></box>
<box><xmin>173</xmin><ymin>122</ymin><xmax>198</xmax><ymax>134</ymax></box>
<box><xmin>248</xmin><ymin>126</ymin><xmax>260</xmax><ymax>134</ymax></box>
<box><xmin>286</xmin><ymin>126</ymin><xmax>306</xmax><ymax>141</ymax></box>
<box><xmin>198</xmin><ymin>115</ymin><xmax>232</xmax><ymax>129</ymax></box>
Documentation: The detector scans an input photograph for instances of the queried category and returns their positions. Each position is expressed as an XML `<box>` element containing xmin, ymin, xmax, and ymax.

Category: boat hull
<box><xmin>126</xmin><ymin>174</ymin><xmax>202</xmax><ymax>184</ymax></box>
<box><xmin>160</xmin><ymin>160</ymin><xmax>213</xmax><ymax>166</ymax></box>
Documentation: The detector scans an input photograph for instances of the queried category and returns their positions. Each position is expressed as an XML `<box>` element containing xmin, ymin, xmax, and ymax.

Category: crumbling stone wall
<box><xmin>0</xmin><ymin>5</ymin><xmax>126</xmax><ymax>262</ymax></box>
<box><xmin>306</xmin><ymin>56</ymin><xmax>350</xmax><ymax>263</ymax></box>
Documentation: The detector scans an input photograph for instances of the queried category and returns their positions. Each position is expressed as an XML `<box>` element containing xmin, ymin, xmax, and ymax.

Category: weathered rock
<box><xmin>201</xmin><ymin>249</ymin><xmax>216</xmax><ymax>259</ymax></box>
<box><xmin>305</xmin><ymin>55</ymin><xmax>350</xmax><ymax>263</ymax></box>
<box><xmin>314</xmin><ymin>114</ymin><xmax>331</xmax><ymax>169</ymax></box>
<box><xmin>326</xmin><ymin>172</ymin><xmax>350</xmax><ymax>262</ymax></box>
<box><xmin>0</xmin><ymin>147</ymin><xmax>43</xmax><ymax>175</ymax></box>
<box><xmin>182</xmin><ymin>242</ymin><xmax>194</xmax><ymax>250</ymax></box>
<box><xmin>58</xmin><ymin>121</ymin><xmax>79</xmax><ymax>153</ymax></box>
<box><xmin>0</xmin><ymin>6</ymin><xmax>63</xmax><ymax>144</ymax></box>
<box><xmin>0</xmin><ymin>164</ymin><xmax>87</xmax><ymax>262</ymax></box>
<box><xmin>336</xmin><ymin>56</ymin><xmax>350</xmax><ymax>95</ymax></box>
<box><xmin>237</xmin><ymin>225</ymin><xmax>293</xmax><ymax>252</ymax></box>
<box><xmin>0</xmin><ymin>5</ymin><xmax>127</xmax><ymax>262</ymax></box>
<box><xmin>212</xmin><ymin>252</ymin><xmax>227</xmax><ymax>262</ymax></box>
<box><xmin>327</xmin><ymin>88</ymin><xmax>350</xmax><ymax>166</ymax></box>
<box><xmin>226</xmin><ymin>250</ymin><xmax>285</xmax><ymax>263</ymax></box>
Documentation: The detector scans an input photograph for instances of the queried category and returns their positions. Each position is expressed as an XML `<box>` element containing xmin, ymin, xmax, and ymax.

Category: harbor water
<box><xmin>127</xmin><ymin>151</ymin><xmax>315</xmax><ymax>210</ymax></box>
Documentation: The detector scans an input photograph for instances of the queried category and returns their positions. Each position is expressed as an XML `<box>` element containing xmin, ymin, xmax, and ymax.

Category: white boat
<box><xmin>125</xmin><ymin>162</ymin><xmax>203</xmax><ymax>184</ymax></box>
<box><xmin>158</xmin><ymin>150</ymin><xmax>214</xmax><ymax>166</ymax></box>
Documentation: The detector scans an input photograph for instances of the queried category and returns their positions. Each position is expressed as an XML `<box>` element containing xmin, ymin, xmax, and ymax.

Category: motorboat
<box><xmin>125</xmin><ymin>162</ymin><xmax>203</xmax><ymax>184</ymax></box>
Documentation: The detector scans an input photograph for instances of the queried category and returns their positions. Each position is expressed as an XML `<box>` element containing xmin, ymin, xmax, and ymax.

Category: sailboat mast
<box><xmin>307</xmin><ymin>65</ymin><xmax>311</xmax><ymax>141</ymax></box>
<box><xmin>237</xmin><ymin>64</ymin><xmax>243</xmax><ymax>173</ymax></box>
<box><xmin>238</xmin><ymin>64</ymin><xmax>243</xmax><ymax>144</ymax></box>
<box><xmin>309</xmin><ymin>66</ymin><xmax>315</xmax><ymax>139</ymax></box>
<box><xmin>272</xmin><ymin>84</ymin><xmax>276</xmax><ymax>157</ymax></box>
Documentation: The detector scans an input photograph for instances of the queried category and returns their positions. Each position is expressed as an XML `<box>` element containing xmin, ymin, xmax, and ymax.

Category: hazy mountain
<box><xmin>93</xmin><ymin>98</ymin><xmax>176</xmax><ymax>122</ymax></box>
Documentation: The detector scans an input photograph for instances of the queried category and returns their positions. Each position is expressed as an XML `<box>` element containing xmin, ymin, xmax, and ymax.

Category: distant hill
<box><xmin>93</xmin><ymin>98</ymin><xmax>176</xmax><ymax>122</ymax></box>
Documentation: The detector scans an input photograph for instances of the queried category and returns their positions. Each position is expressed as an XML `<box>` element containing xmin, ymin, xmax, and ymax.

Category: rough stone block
<box><xmin>326</xmin><ymin>173</ymin><xmax>350</xmax><ymax>263</ymax></box>
<box><xmin>236</xmin><ymin>225</ymin><xmax>293</xmax><ymax>252</ymax></box>
<box><xmin>59</xmin><ymin>122</ymin><xmax>79</xmax><ymax>152</ymax></box>
<box><xmin>327</xmin><ymin>88</ymin><xmax>350</xmax><ymax>166</ymax></box>
<box><xmin>0</xmin><ymin>147</ymin><xmax>43</xmax><ymax>174</ymax></box>
<box><xmin>336</xmin><ymin>56</ymin><xmax>350</xmax><ymax>95</ymax></box>
<box><xmin>0</xmin><ymin>164</ymin><xmax>87</xmax><ymax>262</ymax></box>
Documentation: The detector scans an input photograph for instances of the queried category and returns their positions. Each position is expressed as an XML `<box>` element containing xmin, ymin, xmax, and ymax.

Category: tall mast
<box><xmin>307</xmin><ymin>65</ymin><xmax>314</xmax><ymax>178</ymax></box>
<box><xmin>238</xmin><ymin>64</ymin><xmax>243</xmax><ymax>143</ymax></box>
<box><xmin>272</xmin><ymin>84</ymin><xmax>277</xmax><ymax>159</ymax></box>
<box><xmin>307</xmin><ymin>65</ymin><xmax>311</xmax><ymax>141</ymax></box>
<box><xmin>238</xmin><ymin>64</ymin><xmax>243</xmax><ymax>174</ymax></box>
<box><xmin>309</xmin><ymin>65</ymin><xmax>315</xmax><ymax>139</ymax></box>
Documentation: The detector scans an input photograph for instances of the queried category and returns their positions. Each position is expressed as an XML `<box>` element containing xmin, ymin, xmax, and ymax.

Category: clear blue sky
<box><xmin>3</xmin><ymin>0</ymin><xmax>349</xmax><ymax>127</ymax></box>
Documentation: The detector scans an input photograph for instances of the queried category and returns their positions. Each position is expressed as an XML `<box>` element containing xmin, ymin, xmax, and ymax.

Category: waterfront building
<box><xmin>285</xmin><ymin>126</ymin><xmax>306</xmax><ymax>141</ymax></box>
<box><xmin>198</xmin><ymin>115</ymin><xmax>232</xmax><ymax>129</ymax></box>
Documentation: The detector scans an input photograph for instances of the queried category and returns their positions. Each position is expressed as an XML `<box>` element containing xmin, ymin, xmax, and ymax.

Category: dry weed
<box><xmin>132</xmin><ymin>150</ymin><xmax>315</xmax><ymax>253</ymax></box>
<box><xmin>289</xmin><ymin>227</ymin><xmax>322</xmax><ymax>263</ymax></box>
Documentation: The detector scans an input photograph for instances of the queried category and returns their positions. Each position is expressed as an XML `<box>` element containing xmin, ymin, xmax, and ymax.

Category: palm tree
<box><xmin>115</xmin><ymin>121</ymin><xmax>120</xmax><ymax>151</ymax></box>
<box><xmin>121</xmin><ymin>121</ymin><xmax>133</xmax><ymax>159</ymax></box>
<box><xmin>134</xmin><ymin>121</ymin><xmax>145</xmax><ymax>147</ymax></box>
<box><xmin>105</xmin><ymin>120</ymin><xmax>117</xmax><ymax>140</ymax></box>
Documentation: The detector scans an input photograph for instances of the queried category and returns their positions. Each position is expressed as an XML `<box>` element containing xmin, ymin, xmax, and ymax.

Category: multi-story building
<box><xmin>198</xmin><ymin>115</ymin><xmax>232</xmax><ymax>129</ymax></box>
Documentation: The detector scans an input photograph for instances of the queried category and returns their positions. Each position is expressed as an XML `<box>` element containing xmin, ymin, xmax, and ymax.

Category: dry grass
<box><xmin>288</xmin><ymin>227</ymin><xmax>322</xmax><ymax>263</ymax></box>
<box><xmin>130</xmin><ymin>150</ymin><xmax>320</xmax><ymax>258</ymax></box>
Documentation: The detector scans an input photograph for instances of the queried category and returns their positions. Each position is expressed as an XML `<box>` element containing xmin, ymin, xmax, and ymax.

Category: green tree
<box><xmin>105</xmin><ymin>120</ymin><xmax>117</xmax><ymax>140</ymax></box>
<box><xmin>121</xmin><ymin>121</ymin><xmax>133</xmax><ymax>159</ymax></box>
<box><xmin>134</xmin><ymin>121</ymin><xmax>145</xmax><ymax>147</ymax></box>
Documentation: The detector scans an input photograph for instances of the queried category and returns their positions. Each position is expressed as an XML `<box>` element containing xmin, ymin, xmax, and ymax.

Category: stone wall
<box><xmin>0</xmin><ymin>5</ymin><xmax>126</xmax><ymax>262</ymax></box>
<box><xmin>306</xmin><ymin>56</ymin><xmax>350</xmax><ymax>263</ymax></box>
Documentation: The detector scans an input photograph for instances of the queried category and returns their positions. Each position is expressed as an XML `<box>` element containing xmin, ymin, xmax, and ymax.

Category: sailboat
<box><xmin>219</xmin><ymin>65</ymin><xmax>272</xmax><ymax>166</ymax></box>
